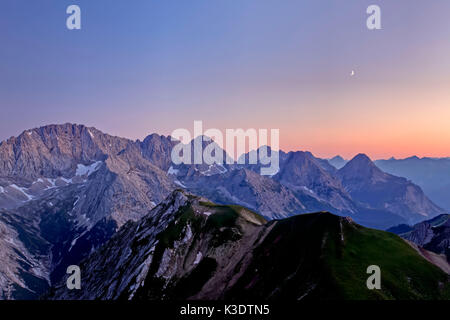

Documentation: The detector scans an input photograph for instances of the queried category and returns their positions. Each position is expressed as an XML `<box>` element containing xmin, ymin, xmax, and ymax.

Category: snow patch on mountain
<box><xmin>200</xmin><ymin>164</ymin><xmax>228</xmax><ymax>176</ymax></box>
<box><xmin>46</xmin><ymin>178</ymin><xmax>57</xmax><ymax>189</ymax></box>
<box><xmin>155</xmin><ymin>248</ymin><xmax>173</xmax><ymax>278</ymax></box>
<box><xmin>193</xmin><ymin>252</ymin><xmax>203</xmax><ymax>265</ymax></box>
<box><xmin>167</xmin><ymin>166</ymin><xmax>179</xmax><ymax>175</ymax></box>
<box><xmin>130</xmin><ymin>250</ymin><xmax>155</xmax><ymax>299</ymax></box>
<box><xmin>301</xmin><ymin>186</ymin><xmax>315</xmax><ymax>195</ymax></box>
<box><xmin>10</xmin><ymin>184</ymin><xmax>34</xmax><ymax>201</ymax></box>
<box><xmin>41</xmin><ymin>177</ymin><xmax>74</xmax><ymax>190</ymax></box>
<box><xmin>174</xmin><ymin>180</ymin><xmax>186</xmax><ymax>188</ymax></box>
<box><xmin>69</xmin><ymin>231</ymin><xmax>87</xmax><ymax>252</ymax></box>
<box><xmin>76</xmin><ymin>161</ymin><xmax>102</xmax><ymax>177</ymax></box>
<box><xmin>181</xmin><ymin>225</ymin><xmax>193</xmax><ymax>244</ymax></box>
<box><xmin>60</xmin><ymin>177</ymin><xmax>73</xmax><ymax>184</ymax></box>
<box><xmin>218</xmin><ymin>164</ymin><xmax>228</xmax><ymax>174</ymax></box>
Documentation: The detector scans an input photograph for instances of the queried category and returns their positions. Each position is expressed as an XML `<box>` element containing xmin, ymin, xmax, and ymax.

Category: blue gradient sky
<box><xmin>1</xmin><ymin>0</ymin><xmax>450</xmax><ymax>159</ymax></box>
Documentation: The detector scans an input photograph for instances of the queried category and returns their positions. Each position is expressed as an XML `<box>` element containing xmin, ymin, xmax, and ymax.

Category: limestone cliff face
<box><xmin>0</xmin><ymin>124</ymin><xmax>176</xmax><ymax>299</ymax></box>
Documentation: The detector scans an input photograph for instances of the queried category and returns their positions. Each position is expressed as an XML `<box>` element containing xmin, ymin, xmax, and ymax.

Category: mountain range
<box><xmin>0</xmin><ymin>123</ymin><xmax>447</xmax><ymax>299</ymax></box>
<box><xmin>375</xmin><ymin>157</ymin><xmax>450</xmax><ymax>211</ymax></box>
<box><xmin>327</xmin><ymin>155</ymin><xmax>450</xmax><ymax>212</ymax></box>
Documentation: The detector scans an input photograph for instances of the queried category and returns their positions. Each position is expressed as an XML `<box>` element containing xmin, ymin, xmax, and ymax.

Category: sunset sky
<box><xmin>1</xmin><ymin>0</ymin><xmax>450</xmax><ymax>159</ymax></box>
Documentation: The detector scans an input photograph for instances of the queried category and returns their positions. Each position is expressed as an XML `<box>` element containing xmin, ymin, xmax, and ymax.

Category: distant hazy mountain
<box><xmin>375</xmin><ymin>156</ymin><xmax>450</xmax><ymax>211</ymax></box>
<box><xmin>327</xmin><ymin>155</ymin><xmax>348</xmax><ymax>169</ymax></box>
<box><xmin>337</xmin><ymin>154</ymin><xmax>443</xmax><ymax>225</ymax></box>
<box><xmin>47</xmin><ymin>190</ymin><xmax>450</xmax><ymax>300</ymax></box>
<box><xmin>388</xmin><ymin>214</ymin><xmax>450</xmax><ymax>263</ymax></box>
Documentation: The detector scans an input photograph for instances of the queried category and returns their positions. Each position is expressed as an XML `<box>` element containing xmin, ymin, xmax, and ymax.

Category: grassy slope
<box><xmin>226</xmin><ymin>212</ymin><xmax>449</xmax><ymax>300</ymax></box>
<box><xmin>325</xmin><ymin>219</ymin><xmax>450</xmax><ymax>299</ymax></box>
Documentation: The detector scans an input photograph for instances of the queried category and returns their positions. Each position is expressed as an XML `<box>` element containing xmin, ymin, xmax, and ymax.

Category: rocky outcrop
<box><xmin>390</xmin><ymin>214</ymin><xmax>450</xmax><ymax>263</ymax></box>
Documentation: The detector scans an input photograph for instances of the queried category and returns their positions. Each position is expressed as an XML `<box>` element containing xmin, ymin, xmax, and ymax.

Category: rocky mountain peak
<box><xmin>338</xmin><ymin>153</ymin><xmax>443</xmax><ymax>224</ymax></box>
<box><xmin>347</xmin><ymin>153</ymin><xmax>375</xmax><ymax>167</ymax></box>
<box><xmin>338</xmin><ymin>153</ymin><xmax>384</xmax><ymax>180</ymax></box>
<box><xmin>0</xmin><ymin>123</ymin><xmax>135</xmax><ymax>180</ymax></box>
<box><xmin>140</xmin><ymin>133</ymin><xmax>176</xmax><ymax>171</ymax></box>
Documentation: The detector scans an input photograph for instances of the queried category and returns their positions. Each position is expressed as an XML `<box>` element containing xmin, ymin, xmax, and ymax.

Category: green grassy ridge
<box><xmin>224</xmin><ymin>212</ymin><xmax>449</xmax><ymax>300</ymax></box>
<box><xmin>199</xmin><ymin>201</ymin><xmax>267</xmax><ymax>226</ymax></box>
<box><xmin>138</xmin><ymin>195</ymin><xmax>450</xmax><ymax>300</ymax></box>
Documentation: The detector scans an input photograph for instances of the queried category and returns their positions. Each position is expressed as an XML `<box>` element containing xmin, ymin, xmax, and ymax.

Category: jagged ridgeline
<box><xmin>0</xmin><ymin>124</ymin><xmax>448</xmax><ymax>300</ymax></box>
<box><xmin>388</xmin><ymin>214</ymin><xmax>450</xmax><ymax>263</ymax></box>
<box><xmin>47</xmin><ymin>190</ymin><xmax>450</xmax><ymax>300</ymax></box>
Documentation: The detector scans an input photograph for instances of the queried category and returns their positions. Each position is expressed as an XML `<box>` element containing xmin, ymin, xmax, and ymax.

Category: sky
<box><xmin>1</xmin><ymin>0</ymin><xmax>450</xmax><ymax>159</ymax></box>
